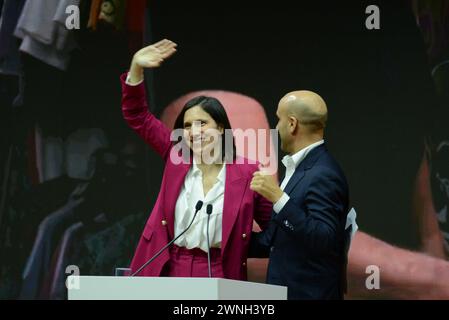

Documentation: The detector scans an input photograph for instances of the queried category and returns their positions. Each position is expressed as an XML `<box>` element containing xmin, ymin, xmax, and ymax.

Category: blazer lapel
<box><xmin>221</xmin><ymin>162</ymin><xmax>246</xmax><ymax>254</ymax></box>
<box><xmin>165</xmin><ymin>161</ymin><xmax>191</xmax><ymax>239</ymax></box>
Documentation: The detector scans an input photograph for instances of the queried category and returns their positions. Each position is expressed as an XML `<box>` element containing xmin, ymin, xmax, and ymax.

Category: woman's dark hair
<box><xmin>174</xmin><ymin>96</ymin><xmax>237</xmax><ymax>162</ymax></box>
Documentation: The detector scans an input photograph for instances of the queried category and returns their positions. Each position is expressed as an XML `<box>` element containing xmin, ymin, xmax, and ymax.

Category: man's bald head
<box><xmin>279</xmin><ymin>90</ymin><xmax>328</xmax><ymax>133</ymax></box>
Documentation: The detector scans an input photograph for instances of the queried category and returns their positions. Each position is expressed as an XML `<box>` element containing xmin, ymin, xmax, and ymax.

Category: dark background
<box><xmin>146</xmin><ymin>0</ymin><xmax>438</xmax><ymax>248</ymax></box>
<box><xmin>1</xmin><ymin>0</ymin><xmax>446</xmax><ymax>299</ymax></box>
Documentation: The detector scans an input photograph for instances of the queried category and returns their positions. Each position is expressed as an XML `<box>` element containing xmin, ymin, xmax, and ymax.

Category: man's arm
<box><xmin>272</xmin><ymin>167</ymin><xmax>347</xmax><ymax>255</ymax></box>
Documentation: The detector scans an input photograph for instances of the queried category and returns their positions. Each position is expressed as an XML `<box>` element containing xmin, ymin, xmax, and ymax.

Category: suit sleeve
<box><xmin>248</xmin><ymin>224</ymin><xmax>276</xmax><ymax>258</ymax></box>
<box><xmin>273</xmin><ymin>167</ymin><xmax>347</xmax><ymax>255</ymax></box>
<box><xmin>120</xmin><ymin>73</ymin><xmax>172</xmax><ymax>161</ymax></box>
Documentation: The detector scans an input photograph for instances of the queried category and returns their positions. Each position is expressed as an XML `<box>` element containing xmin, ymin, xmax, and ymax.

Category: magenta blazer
<box><xmin>120</xmin><ymin>74</ymin><xmax>272</xmax><ymax>280</ymax></box>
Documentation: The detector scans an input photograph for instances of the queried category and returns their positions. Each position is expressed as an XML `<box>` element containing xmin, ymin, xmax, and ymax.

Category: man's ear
<box><xmin>288</xmin><ymin>116</ymin><xmax>298</xmax><ymax>134</ymax></box>
<box><xmin>218</xmin><ymin>125</ymin><xmax>224</xmax><ymax>135</ymax></box>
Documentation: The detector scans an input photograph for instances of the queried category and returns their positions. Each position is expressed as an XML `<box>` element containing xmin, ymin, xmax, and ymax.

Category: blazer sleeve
<box><xmin>273</xmin><ymin>166</ymin><xmax>347</xmax><ymax>255</ymax></box>
<box><xmin>247</xmin><ymin>192</ymin><xmax>273</xmax><ymax>258</ymax></box>
<box><xmin>120</xmin><ymin>73</ymin><xmax>172</xmax><ymax>161</ymax></box>
<box><xmin>253</xmin><ymin>192</ymin><xmax>272</xmax><ymax>231</ymax></box>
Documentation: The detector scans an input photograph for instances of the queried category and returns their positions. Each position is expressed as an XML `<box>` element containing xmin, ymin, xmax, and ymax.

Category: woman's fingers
<box><xmin>157</xmin><ymin>43</ymin><xmax>177</xmax><ymax>55</ymax></box>
<box><xmin>133</xmin><ymin>39</ymin><xmax>177</xmax><ymax>69</ymax></box>
<box><xmin>160</xmin><ymin>47</ymin><xmax>177</xmax><ymax>59</ymax></box>
<box><xmin>139</xmin><ymin>41</ymin><xmax>176</xmax><ymax>58</ymax></box>
<box><xmin>153</xmin><ymin>39</ymin><xmax>170</xmax><ymax>48</ymax></box>
<box><xmin>160</xmin><ymin>44</ymin><xmax>177</xmax><ymax>54</ymax></box>
<box><xmin>155</xmin><ymin>39</ymin><xmax>177</xmax><ymax>50</ymax></box>
<box><xmin>157</xmin><ymin>39</ymin><xmax>176</xmax><ymax>48</ymax></box>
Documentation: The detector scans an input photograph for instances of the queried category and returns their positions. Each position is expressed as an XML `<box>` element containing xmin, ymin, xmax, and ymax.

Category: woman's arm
<box><xmin>248</xmin><ymin>183</ymin><xmax>275</xmax><ymax>259</ymax></box>
<box><xmin>121</xmin><ymin>40</ymin><xmax>178</xmax><ymax>160</ymax></box>
<box><xmin>253</xmin><ymin>192</ymin><xmax>273</xmax><ymax>231</ymax></box>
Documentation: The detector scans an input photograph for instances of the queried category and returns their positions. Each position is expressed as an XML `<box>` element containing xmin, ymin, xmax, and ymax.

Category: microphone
<box><xmin>206</xmin><ymin>204</ymin><xmax>213</xmax><ymax>278</ymax></box>
<box><xmin>131</xmin><ymin>200</ymin><xmax>204</xmax><ymax>277</ymax></box>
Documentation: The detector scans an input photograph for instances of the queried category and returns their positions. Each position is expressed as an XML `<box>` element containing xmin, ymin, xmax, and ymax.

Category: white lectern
<box><xmin>67</xmin><ymin>276</ymin><xmax>287</xmax><ymax>300</ymax></box>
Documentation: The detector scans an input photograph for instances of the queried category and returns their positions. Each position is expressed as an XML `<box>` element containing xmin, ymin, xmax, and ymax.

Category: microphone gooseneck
<box><xmin>206</xmin><ymin>204</ymin><xmax>213</xmax><ymax>278</ymax></box>
<box><xmin>131</xmin><ymin>200</ymin><xmax>204</xmax><ymax>277</ymax></box>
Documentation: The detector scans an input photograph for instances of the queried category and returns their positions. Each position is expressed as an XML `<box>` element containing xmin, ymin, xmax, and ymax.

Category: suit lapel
<box><xmin>282</xmin><ymin>144</ymin><xmax>327</xmax><ymax>196</ymax></box>
<box><xmin>221</xmin><ymin>162</ymin><xmax>246</xmax><ymax>254</ymax></box>
<box><xmin>269</xmin><ymin>144</ymin><xmax>327</xmax><ymax>238</ymax></box>
<box><xmin>283</xmin><ymin>169</ymin><xmax>305</xmax><ymax>195</ymax></box>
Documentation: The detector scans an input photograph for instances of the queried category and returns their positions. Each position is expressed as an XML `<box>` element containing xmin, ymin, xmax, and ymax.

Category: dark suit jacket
<box><xmin>250</xmin><ymin>144</ymin><xmax>350</xmax><ymax>300</ymax></box>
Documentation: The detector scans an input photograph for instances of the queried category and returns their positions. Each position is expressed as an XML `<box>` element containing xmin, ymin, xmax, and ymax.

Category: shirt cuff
<box><xmin>125</xmin><ymin>72</ymin><xmax>144</xmax><ymax>86</ymax></box>
<box><xmin>273</xmin><ymin>193</ymin><xmax>290</xmax><ymax>214</ymax></box>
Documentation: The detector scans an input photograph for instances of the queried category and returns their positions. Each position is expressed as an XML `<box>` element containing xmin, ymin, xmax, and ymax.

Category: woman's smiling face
<box><xmin>183</xmin><ymin>106</ymin><xmax>224</xmax><ymax>156</ymax></box>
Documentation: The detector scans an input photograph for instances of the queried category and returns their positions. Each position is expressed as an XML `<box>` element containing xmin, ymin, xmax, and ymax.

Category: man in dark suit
<box><xmin>250</xmin><ymin>90</ymin><xmax>350</xmax><ymax>300</ymax></box>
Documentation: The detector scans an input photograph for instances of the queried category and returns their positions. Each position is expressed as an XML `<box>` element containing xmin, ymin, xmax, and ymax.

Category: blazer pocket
<box><xmin>142</xmin><ymin>227</ymin><xmax>153</xmax><ymax>241</ymax></box>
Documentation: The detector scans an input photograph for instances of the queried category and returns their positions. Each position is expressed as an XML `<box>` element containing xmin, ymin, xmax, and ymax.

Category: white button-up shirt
<box><xmin>174</xmin><ymin>161</ymin><xmax>226</xmax><ymax>252</ymax></box>
<box><xmin>273</xmin><ymin>140</ymin><xmax>325</xmax><ymax>213</ymax></box>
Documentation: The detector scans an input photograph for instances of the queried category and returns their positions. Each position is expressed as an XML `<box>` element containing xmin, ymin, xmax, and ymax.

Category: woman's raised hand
<box><xmin>128</xmin><ymin>39</ymin><xmax>177</xmax><ymax>84</ymax></box>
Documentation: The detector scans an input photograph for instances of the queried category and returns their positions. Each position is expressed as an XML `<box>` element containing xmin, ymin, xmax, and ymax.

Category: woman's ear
<box><xmin>218</xmin><ymin>125</ymin><xmax>224</xmax><ymax>135</ymax></box>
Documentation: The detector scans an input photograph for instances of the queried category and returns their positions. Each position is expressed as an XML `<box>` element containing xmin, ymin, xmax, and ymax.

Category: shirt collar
<box><xmin>192</xmin><ymin>158</ymin><xmax>226</xmax><ymax>182</ymax></box>
<box><xmin>216</xmin><ymin>163</ymin><xmax>226</xmax><ymax>182</ymax></box>
<box><xmin>191</xmin><ymin>159</ymin><xmax>202</xmax><ymax>176</ymax></box>
<box><xmin>282</xmin><ymin>140</ymin><xmax>324</xmax><ymax>170</ymax></box>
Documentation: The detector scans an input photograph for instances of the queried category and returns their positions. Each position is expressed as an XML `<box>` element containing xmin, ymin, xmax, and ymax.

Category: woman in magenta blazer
<box><xmin>122</xmin><ymin>39</ymin><xmax>272</xmax><ymax>280</ymax></box>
